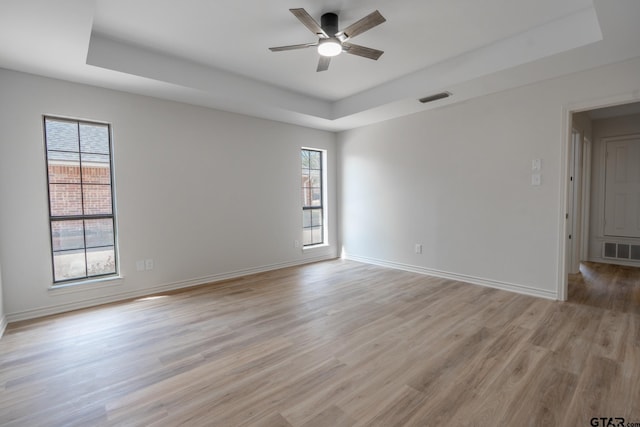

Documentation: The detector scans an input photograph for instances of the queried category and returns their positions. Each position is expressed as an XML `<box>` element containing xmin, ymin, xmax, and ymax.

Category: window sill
<box><xmin>48</xmin><ymin>275</ymin><xmax>124</xmax><ymax>295</ymax></box>
<box><xmin>303</xmin><ymin>243</ymin><xmax>330</xmax><ymax>251</ymax></box>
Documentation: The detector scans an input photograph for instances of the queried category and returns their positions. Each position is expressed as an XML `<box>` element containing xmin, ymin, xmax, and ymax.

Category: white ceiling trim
<box><xmin>86</xmin><ymin>34</ymin><xmax>333</xmax><ymax>120</ymax></box>
<box><xmin>86</xmin><ymin>7</ymin><xmax>601</xmax><ymax>130</ymax></box>
<box><xmin>334</xmin><ymin>7</ymin><xmax>602</xmax><ymax>119</ymax></box>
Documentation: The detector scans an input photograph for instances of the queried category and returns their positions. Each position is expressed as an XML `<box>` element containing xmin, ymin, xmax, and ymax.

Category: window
<box><xmin>301</xmin><ymin>148</ymin><xmax>325</xmax><ymax>246</ymax></box>
<box><xmin>44</xmin><ymin>117</ymin><xmax>118</xmax><ymax>283</ymax></box>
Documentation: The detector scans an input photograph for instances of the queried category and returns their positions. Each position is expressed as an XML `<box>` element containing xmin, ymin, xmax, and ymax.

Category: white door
<box><xmin>604</xmin><ymin>136</ymin><xmax>640</xmax><ymax>237</ymax></box>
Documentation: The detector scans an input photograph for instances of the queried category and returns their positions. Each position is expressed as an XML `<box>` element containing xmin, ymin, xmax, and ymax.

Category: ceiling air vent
<box><xmin>419</xmin><ymin>91</ymin><xmax>451</xmax><ymax>104</ymax></box>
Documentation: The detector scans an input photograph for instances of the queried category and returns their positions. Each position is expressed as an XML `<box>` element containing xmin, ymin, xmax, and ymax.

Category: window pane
<box><xmin>303</xmin><ymin>226</ymin><xmax>323</xmax><ymax>246</ymax></box>
<box><xmin>309</xmin><ymin>170</ymin><xmax>321</xmax><ymax>187</ymax></box>
<box><xmin>311</xmin><ymin>209</ymin><xmax>323</xmax><ymax>226</ymax></box>
<box><xmin>303</xmin><ymin>210</ymin><xmax>312</xmax><ymax>228</ymax></box>
<box><xmin>302</xmin><ymin>188</ymin><xmax>314</xmax><ymax>207</ymax></box>
<box><xmin>87</xmin><ymin>247</ymin><xmax>116</xmax><ymax>276</ymax></box>
<box><xmin>47</xmin><ymin>153</ymin><xmax>80</xmax><ymax>184</ymax></box>
<box><xmin>85</xmin><ymin>218</ymin><xmax>114</xmax><ymax>248</ymax></box>
<box><xmin>83</xmin><ymin>185</ymin><xmax>113</xmax><ymax>215</ymax></box>
<box><xmin>310</xmin><ymin>188</ymin><xmax>322</xmax><ymax>206</ymax></box>
<box><xmin>51</xmin><ymin>220</ymin><xmax>85</xmax><ymax>251</ymax></box>
<box><xmin>53</xmin><ymin>249</ymin><xmax>87</xmax><ymax>281</ymax></box>
<box><xmin>45</xmin><ymin>119</ymin><xmax>78</xmax><ymax>152</ymax></box>
<box><xmin>301</xmin><ymin>150</ymin><xmax>310</xmax><ymax>168</ymax></box>
<box><xmin>301</xmin><ymin>169</ymin><xmax>310</xmax><ymax>186</ymax></box>
<box><xmin>79</xmin><ymin>123</ymin><xmax>110</xmax><ymax>154</ymax></box>
<box><xmin>81</xmin><ymin>154</ymin><xmax>111</xmax><ymax>184</ymax></box>
<box><xmin>311</xmin><ymin>227</ymin><xmax>323</xmax><ymax>244</ymax></box>
<box><xmin>303</xmin><ymin>228</ymin><xmax>312</xmax><ymax>246</ymax></box>
<box><xmin>309</xmin><ymin>151</ymin><xmax>321</xmax><ymax>169</ymax></box>
<box><xmin>301</xmin><ymin>149</ymin><xmax>325</xmax><ymax>247</ymax></box>
<box><xmin>49</xmin><ymin>184</ymin><xmax>83</xmax><ymax>216</ymax></box>
<box><xmin>45</xmin><ymin>117</ymin><xmax>118</xmax><ymax>283</ymax></box>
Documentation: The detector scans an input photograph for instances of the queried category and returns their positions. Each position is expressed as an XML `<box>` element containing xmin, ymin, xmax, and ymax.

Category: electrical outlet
<box><xmin>531</xmin><ymin>174</ymin><xmax>541</xmax><ymax>186</ymax></box>
<box><xmin>136</xmin><ymin>260</ymin><xmax>145</xmax><ymax>271</ymax></box>
<box><xmin>415</xmin><ymin>244</ymin><xmax>423</xmax><ymax>254</ymax></box>
<box><xmin>145</xmin><ymin>259</ymin><xmax>154</xmax><ymax>270</ymax></box>
<box><xmin>294</xmin><ymin>240</ymin><xmax>300</xmax><ymax>248</ymax></box>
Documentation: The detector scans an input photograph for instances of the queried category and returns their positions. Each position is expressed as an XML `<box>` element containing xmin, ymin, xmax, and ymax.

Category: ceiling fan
<box><xmin>269</xmin><ymin>8</ymin><xmax>386</xmax><ymax>72</ymax></box>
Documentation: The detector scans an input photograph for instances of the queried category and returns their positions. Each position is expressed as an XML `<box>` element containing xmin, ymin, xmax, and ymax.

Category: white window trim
<box><xmin>301</xmin><ymin>147</ymin><xmax>328</xmax><ymax>248</ymax></box>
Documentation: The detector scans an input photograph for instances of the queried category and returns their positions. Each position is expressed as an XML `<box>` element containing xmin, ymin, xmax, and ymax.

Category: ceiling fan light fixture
<box><xmin>317</xmin><ymin>38</ymin><xmax>342</xmax><ymax>57</ymax></box>
<box><xmin>269</xmin><ymin>9</ymin><xmax>385</xmax><ymax>71</ymax></box>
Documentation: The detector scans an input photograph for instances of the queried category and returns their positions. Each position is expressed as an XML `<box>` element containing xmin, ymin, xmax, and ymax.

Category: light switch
<box><xmin>532</xmin><ymin>159</ymin><xmax>542</xmax><ymax>171</ymax></box>
<box><xmin>531</xmin><ymin>174</ymin><xmax>541</xmax><ymax>186</ymax></box>
<box><xmin>136</xmin><ymin>260</ymin><xmax>145</xmax><ymax>271</ymax></box>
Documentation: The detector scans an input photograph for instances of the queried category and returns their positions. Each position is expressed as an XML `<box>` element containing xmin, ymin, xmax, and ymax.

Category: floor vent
<box><xmin>603</xmin><ymin>242</ymin><xmax>640</xmax><ymax>261</ymax></box>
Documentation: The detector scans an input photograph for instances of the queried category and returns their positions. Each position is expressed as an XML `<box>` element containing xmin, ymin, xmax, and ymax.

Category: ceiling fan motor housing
<box><xmin>321</xmin><ymin>13</ymin><xmax>339</xmax><ymax>36</ymax></box>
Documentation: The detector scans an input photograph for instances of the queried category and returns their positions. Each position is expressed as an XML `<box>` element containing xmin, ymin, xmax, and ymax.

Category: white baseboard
<box><xmin>344</xmin><ymin>254</ymin><xmax>558</xmax><ymax>301</ymax></box>
<box><xmin>6</xmin><ymin>254</ymin><xmax>337</xmax><ymax>323</ymax></box>
<box><xmin>587</xmin><ymin>256</ymin><xmax>640</xmax><ymax>268</ymax></box>
<box><xmin>0</xmin><ymin>315</ymin><xmax>7</xmax><ymax>338</ymax></box>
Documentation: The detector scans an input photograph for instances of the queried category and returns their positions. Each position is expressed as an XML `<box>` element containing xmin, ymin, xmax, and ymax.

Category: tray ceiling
<box><xmin>1</xmin><ymin>0</ymin><xmax>639</xmax><ymax>130</ymax></box>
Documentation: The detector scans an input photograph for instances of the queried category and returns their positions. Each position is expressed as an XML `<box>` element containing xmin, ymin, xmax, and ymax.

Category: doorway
<box><xmin>561</xmin><ymin>99</ymin><xmax>640</xmax><ymax>302</ymax></box>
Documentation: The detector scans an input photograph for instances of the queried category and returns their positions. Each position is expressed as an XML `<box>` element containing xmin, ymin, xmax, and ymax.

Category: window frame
<box><xmin>43</xmin><ymin>115</ymin><xmax>119</xmax><ymax>285</ymax></box>
<box><xmin>301</xmin><ymin>147</ymin><xmax>327</xmax><ymax>247</ymax></box>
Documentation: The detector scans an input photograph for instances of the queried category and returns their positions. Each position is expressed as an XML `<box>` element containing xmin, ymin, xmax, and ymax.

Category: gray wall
<box><xmin>0</xmin><ymin>69</ymin><xmax>338</xmax><ymax>321</ymax></box>
<box><xmin>339</xmin><ymin>57</ymin><xmax>640</xmax><ymax>299</ymax></box>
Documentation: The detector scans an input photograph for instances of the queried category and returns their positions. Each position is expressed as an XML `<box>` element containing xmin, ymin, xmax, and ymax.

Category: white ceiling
<box><xmin>1</xmin><ymin>0</ymin><xmax>640</xmax><ymax>131</ymax></box>
<box><xmin>91</xmin><ymin>0</ymin><xmax>592</xmax><ymax>101</ymax></box>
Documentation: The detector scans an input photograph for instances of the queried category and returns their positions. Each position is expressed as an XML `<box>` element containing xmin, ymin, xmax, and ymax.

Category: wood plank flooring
<box><xmin>1</xmin><ymin>259</ymin><xmax>638</xmax><ymax>426</ymax></box>
<box><xmin>569</xmin><ymin>261</ymin><xmax>640</xmax><ymax>314</ymax></box>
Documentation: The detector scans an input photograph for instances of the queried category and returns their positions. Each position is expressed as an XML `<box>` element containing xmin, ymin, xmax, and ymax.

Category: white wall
<box><xmin>339</xmin><ymin>57</ymin><xmax>640</xmax><ymax>300</ymax></box>
<box><xmin>588</xmin><ymin>112</ymin><xmax>640</xmax><ymax>264</ymax></box>
<box><xmin>0</xmin><ymin>69</ymin><xmax>337</xmax><ymax>321</ymax></box>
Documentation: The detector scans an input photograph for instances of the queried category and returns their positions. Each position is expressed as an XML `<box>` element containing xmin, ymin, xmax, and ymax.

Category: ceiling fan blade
<box><xmin>269</xmin><ymin>42</ymin><xmax>317</xmax><ymax>52</ymax></box>
<box><xmin>317</xmin><ymin>56</ymin><xmax>331</xmax><ymax>72</ymax></box>
<box><xmin>342</xmin><ymin>42</ymin><xmax>384</xmax><ymax>60</ymax></box>
<box><xmin>290</xmin><ymin>8</ymin><xmax>328</xmax><ymax>38</ymax></box>
<box><xmin>335</xmin><ymin>10</ymin><xmax>386</xmax><ymax>41</ymax></box>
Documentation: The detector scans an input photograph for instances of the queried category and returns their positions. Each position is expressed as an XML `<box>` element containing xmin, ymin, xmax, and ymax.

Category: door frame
<box><xmin>558</xmin><ymin>93</ymin><xmax>640</xmax><ymax>301</ymax></box>
<box><xmin>567</xmin><ymin>128</ymin><xmax>583</xmax><ymax>275</ymax></box>
<box><xmin>580</xmin><ymin>136</ymin><xmax>592</xmax><ymax>261</ymax></box>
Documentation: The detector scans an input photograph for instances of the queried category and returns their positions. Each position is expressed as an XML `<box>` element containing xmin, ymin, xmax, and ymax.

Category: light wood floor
<box><xmin>569</xmin><ymin>261</ymin><xmax>640</xmax><ymax>314</ymax></box>
<box><xmin>1</xmin><ymin>260</ymin><xmax>638</xmax><ymax>426</ymax></box>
